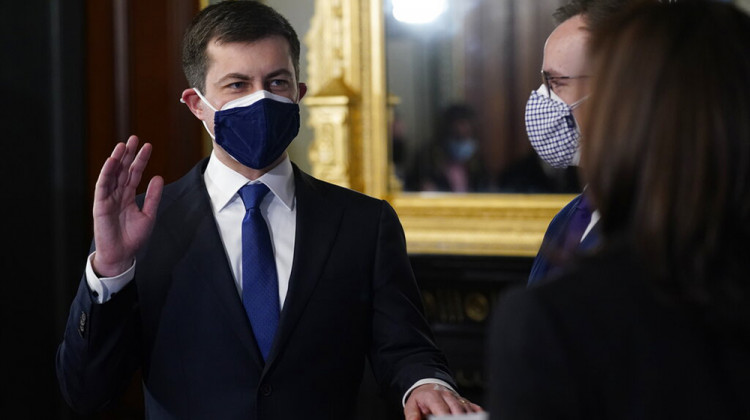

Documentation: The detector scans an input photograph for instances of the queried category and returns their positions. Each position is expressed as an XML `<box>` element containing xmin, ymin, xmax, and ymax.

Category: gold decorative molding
<box><xmin>304</xmin><ymin>82</ymin><xmax>355</xmax><ymax>189</ymax></box>
<box><xmin>392</xmin><ymin>193</ymin><xmax>576</xmax><ymax>256</ymax></box>
<box><xmin>305</xmin><ymin>0</ymin><xmax>573</xmax><ymax>256</ymax></box>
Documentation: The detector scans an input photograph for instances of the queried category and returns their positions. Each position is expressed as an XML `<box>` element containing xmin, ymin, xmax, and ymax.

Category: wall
<box><xmin>3</xmin><ymin>1</ymin><xmax>88</xmax><ymax>418</ymax></box>
<box><xmin>267</xmin><ymin>0</ymin><xmax>316</xmax><ymax>173</ymax></box>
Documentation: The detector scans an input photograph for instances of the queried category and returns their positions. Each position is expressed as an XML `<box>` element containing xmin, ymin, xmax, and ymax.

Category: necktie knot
<box><xmin>239</xmin><ymin>183</ymin><xmax>270</xmax><ymax>211</ymax></box>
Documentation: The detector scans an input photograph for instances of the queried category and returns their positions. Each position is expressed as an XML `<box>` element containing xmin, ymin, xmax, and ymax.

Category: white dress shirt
<box><xmin>203</xmin><ymin>152</ymin><xmax>296</xmax><ymax>307</ymax></box>
<box><xmin>86</xmin><ymin>152</ymin><xmax>296</xmax><ymax>308</ymax></box>
<box><xmin>581</xmin><ymin>210</ymin><xmax>600</xmax><ymax>242</ymax></box>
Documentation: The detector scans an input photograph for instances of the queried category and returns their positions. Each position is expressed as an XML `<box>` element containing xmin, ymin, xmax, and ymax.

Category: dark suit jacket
<box><xmin>488</xmin><ymin>241</ymin><xmax>750</xmax><ymax>419</ymax></box>
<box><xmin>56</xmin><ymin>158</ymin><xmax>454</xmax><ymax>419</ymax></box>
<box><xmin>528</xmin><ymin>193</ymin><xmax>599</xmax><ymax>286</ymax></box>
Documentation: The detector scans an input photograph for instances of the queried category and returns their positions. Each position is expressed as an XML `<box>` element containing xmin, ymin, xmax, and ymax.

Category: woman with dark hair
<box><xmin>486</xmin><ymin>1</ymin><xmax>750</xmax><ymax>418</ymax></box>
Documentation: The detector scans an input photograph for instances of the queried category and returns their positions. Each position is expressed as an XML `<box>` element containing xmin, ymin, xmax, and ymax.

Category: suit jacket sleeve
<box><xmin>487</xmin><ymin>286</ymin><xmax>579</xmax><ymax>420</ymax></box>
<box><xmin>55</xmin><ymin>252</ymin><xmax>142</xmax><ymax>415</ymax></box>
<box><xmin>368</xmin><ymin>200</ymin><xmax>456</xmax><ymax>402</ymax></box>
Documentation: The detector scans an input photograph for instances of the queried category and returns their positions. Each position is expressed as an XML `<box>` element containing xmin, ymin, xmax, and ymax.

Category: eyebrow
<box><xmin>215</xmin><ymin>69</ymin><xmax>293</xmax><ymax>85</ymax></box>
<box><xmin>216</xmin><ymin>73</ymin><xmax>250</xmax><ymax>85</ymax></box>
<box><xmin>265</xmin><ymin>68</ymin><xmax>294</xmax><ymax>79</ymax></box>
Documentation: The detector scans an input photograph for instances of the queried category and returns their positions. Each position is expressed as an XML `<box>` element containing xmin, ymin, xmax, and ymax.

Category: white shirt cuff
<box><xmin>402</xmin><ymin>378</ymin><xmax>456</xmax><ymax>407</ymax></box>
<box><xmin>85</xmin><ymin>252</ymin><xmax>136</xmax><ymax>303</ymax></box>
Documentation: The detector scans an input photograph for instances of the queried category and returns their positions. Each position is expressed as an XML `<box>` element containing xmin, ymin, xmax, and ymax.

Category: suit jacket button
<box><xmin>260</xmin><ymin>384</ymin><xmax>272</xmax><ymax>396</ymax></box>
<box><xmin>77</xmin><ymin>312</ymin><xmax>87</xmax><ymax>338</ymax></box>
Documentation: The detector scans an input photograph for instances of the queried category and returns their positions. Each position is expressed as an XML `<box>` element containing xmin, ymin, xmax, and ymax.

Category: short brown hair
<box><xmin>554</xmin><ymin>0</ymin><xmax>648</xmax><ymax>28</ymax></box>
<box><xmin>182</xmin><ymin>0</ymin><xmax>301</xmax><ymax>92</ymax></box>
<box><xmin>582</xmin><ymin>1</ymin><xmax>750</xmax><ymax>308</ymax></box>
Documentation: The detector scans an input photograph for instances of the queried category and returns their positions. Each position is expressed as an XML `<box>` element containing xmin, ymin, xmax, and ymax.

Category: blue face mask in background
<box><xmin>194</xmin><ymin>89</ymin><xmax>300</xmax><ymax>169</ymax></box>
<box><xmin>447</xmin><ymin>138</ymin><xmax>478</xmax><ymax>163</ymax></box>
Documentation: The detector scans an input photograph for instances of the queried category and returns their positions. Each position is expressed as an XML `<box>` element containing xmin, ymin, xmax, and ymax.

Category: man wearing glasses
<box><xmin>525</xmin><ymin>0</ymin><xmax>637</xmax><ymax>286</ymax></box>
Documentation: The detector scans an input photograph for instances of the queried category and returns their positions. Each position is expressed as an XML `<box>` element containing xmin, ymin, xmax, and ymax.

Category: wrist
<box><xmin>91</xmin><ymin>252</ymin><xmax>133</xmax><ymax>278</ymax></box>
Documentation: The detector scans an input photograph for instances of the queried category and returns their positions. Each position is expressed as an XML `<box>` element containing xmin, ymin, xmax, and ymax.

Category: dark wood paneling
<box><xmin>411</xmin><ymin>254</ymin><xmax>531</xmax><ymax>405</ymax></box>
<box><xmin>86</xmin><ymin>0</ymin><xmax>202</xmax><ymax>202</ymax></box>
<box><xmin>464</xmin><ymin>0</ymin><xmax>563</xmax><ymax>179</ymax></box>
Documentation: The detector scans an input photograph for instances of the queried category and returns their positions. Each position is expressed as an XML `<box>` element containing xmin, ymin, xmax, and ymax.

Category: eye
<box><xmin>549</xmin><ymin>79</ymin><xmax>566</xmax><ymax>91</ymax></box>
<box><xmin>227</xmin><ymin>81</ymin><xmax>246</xmax><ymax>90</ymax></box>
<box><xmin>267</xmin><ymin>79</ymin><xmax>290</xmax><ymax>91</ymax></box>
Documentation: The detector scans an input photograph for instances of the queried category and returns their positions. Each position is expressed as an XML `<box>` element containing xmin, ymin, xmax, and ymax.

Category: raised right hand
<box><xmin>91</xmin><ymin>135</ymin><xmax>163</xmax><ymax>277</ymax></box>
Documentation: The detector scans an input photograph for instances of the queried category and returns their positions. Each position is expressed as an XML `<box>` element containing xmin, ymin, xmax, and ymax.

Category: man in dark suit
<box><xmin>526</xmin><ymin>0</ymin><xmax>636</xmax><ymax>286</ymax></box>
<box><xmin>55</xmin><ymin>1</ymin><xmax>481</xmax><ymax>418</ymax></box>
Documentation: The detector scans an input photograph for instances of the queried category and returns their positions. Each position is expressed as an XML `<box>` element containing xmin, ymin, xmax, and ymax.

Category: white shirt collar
<box><xmin>204</xmin><ymin>151</ymin><xmax>296</xmax><ymax>213</ymax></box>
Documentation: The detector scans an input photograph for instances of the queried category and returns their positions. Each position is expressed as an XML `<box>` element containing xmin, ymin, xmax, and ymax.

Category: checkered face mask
<box><xmin>525</xmin><ymin>84</ymin><xmax>585</xmax><ymax>168</ymax></box>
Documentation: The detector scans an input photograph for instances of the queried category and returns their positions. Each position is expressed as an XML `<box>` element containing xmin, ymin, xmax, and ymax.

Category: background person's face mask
<box><xmin>195</xmin><ymin>88</ymin><xmax>300</xmax><ymax>169</ymax></box>
<box><xmin>447</xmin><ymin>138</ymin><xmax>478</xmax><ymax>163</ymax></box>
<box><xmin>524</xmin><ymin>84</ymin><xmax>585</xmax><ymax>168</ymax></box>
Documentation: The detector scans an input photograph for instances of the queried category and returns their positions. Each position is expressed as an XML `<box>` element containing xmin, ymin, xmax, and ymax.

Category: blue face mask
<box><xmin>447</xmin><ymin>138</ymin><xmax>478</xmax><ymax>163</ymax></box>
<box><xmin>194</xmin><ymin>89</ymin><xmax>300</xmax><ymax>169</ymax></box>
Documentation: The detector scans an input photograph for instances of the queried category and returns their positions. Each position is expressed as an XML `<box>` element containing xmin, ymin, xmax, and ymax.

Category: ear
<box><xmin>297</xmin><ymin>83</ymin><xmax>308</xmax><ymax>102</ymax></box>
<box><xmin>181</xmin><ymin>88</ymin><xmax>207</xmax><ymax>120</ymax></box>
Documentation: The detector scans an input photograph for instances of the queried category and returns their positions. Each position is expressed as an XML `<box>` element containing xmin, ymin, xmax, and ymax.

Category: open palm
<box><xmin>92</xmin><ymin>135</ymin><xmax>163</xmax><ymax>277</ymax></box>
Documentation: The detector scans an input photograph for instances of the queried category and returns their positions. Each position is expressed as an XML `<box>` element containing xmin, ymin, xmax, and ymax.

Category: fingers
<box><xmin>467</xmin><ymin>402</ymin><xmax>483</xmax><ymax>412</ymax></box>
<box><xmin>126</xmin><ymin>140</ymin><xmax>152</xmax><ymax>190</ymax></box>
<box><xmin>118</xmin><ymin>135</ymin><xmax>140</xmax><ymax>189</ymax></box>
<box><xmin>101</xmin><ymin>135</ymin><xmax>153</xmax><ymax>191</ymax></box>
<box><xmin>141</xmin><ymin>175</ymin><xmax>164</xmax><ymax>218</ymax></box>
<box><xmin>443</xmin><ymin>396</ymin><xmax>465</xmax><ymax>414</ymax></box>
<box><xmin>94</xmin><ymin>142</ymin><xmax>125</xmax><ymax>201</ymax></box>
<box><xmin>445</xmin><ymin>395</ymin><xmax>483</xmax><ymax>414</ymax></box>
<box><xmin>444</xmin><ymin>395</ymin><xmax>466</xmax><ymax>413</ymax></box>
<box><xmin>404</xmin><ymin>384</ymin><xmax>462</xmax><ymax>419</ymax></box>
<box><xmin>452</xmin><ymin>395</ymin><xmax>479</xmax><ymax>413</ymax></box>
<box><xmin>94</xmin><ymin>136</ymin><xmax>157</xmax><ymax>208</ymax></box>
<box><xmin>403</xmin><ymin>402</ymin><xmax>422</xmax><ymax>420</ymax></box>
<box><xmin>421</xmin><ymin>389</ymin><xmax>483</xmax><ymax>416</ymax></box>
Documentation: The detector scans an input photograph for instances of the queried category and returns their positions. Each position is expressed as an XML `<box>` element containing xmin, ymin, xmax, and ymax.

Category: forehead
<box><xmin>205</xmin><ymin>35</ymin><xmax>295</xmax><ymax>80</ymax></box>
<box><xmin>542</xmin><ymin>15</ymin><xmax>590</xmax><ymax>75</ymax></box>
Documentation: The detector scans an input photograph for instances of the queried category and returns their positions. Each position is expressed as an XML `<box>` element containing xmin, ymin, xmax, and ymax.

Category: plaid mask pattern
<box><xmin>524</xmin><ymin>85</ymin><xmax>581</xmax><ymax>168</ymax></box>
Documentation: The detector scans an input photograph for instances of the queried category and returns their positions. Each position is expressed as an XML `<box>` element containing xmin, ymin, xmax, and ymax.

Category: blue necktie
<box><xmin>239</xmin><ymin>183</ymin><xmax>279</xmax><ymax>361</ymax></box>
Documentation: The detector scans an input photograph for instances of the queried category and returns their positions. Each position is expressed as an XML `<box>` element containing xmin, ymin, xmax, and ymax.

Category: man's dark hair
<box><xmin>182</xmin><ymin>0</ymin><xmax>301</xmax><ymax>92</ymax></box>
<box><xmin>553</xmin><ymin>0</ymin><xmax>646</xmax><ymax>28</ymax></box>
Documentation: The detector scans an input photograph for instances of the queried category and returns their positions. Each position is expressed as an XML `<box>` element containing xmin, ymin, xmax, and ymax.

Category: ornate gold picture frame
<box><xmin>303</xmin><ymin>0</ymin><xmax>576</xmax><ymax>256</ymax></box>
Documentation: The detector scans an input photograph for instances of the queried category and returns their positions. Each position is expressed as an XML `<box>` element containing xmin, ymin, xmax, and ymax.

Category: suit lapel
<box><xmin>580</xmin><ymin>220</ymin><xmax>600</xmax><ymax>251</ymax></box>
<box><xmin>167</xmin><ymin>160</ymin><xmax>264</xmax><ymax>367</ymax></box>
<box><xmin>264</xmin><ymin>167</ymin><xmax>344</xmax><ymax>367</ymax></box>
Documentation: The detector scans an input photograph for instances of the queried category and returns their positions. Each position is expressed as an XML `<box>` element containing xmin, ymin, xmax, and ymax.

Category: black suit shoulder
<box><xmin>292</xmin><ymin>164</ymin><xmax>388</xmax><ymax>206</ymax></box>
<box><xmin>488</xmin><ymin>243</ymin><xmax>750</xmax><ymax>419</ymax></box>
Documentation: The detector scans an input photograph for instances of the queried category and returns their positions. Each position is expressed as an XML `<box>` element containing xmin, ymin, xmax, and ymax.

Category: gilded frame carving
<box><xmin>305</xmin><ymin>0</ymin><xmax>575</xmax><ymax>256</ymax></box>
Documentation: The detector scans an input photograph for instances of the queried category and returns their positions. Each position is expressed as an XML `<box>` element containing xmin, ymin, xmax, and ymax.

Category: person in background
<box><xmin>488</xmin><ymin>1</ymin><xmax>750</xmax><ymax>418</ymax></box>
<box><xmin>526</xmin><ymin>0</ymin><xmax>640</xmax><ymax>286</ymax></box>
<box><xmin>55</xmin><ymin>1</ymin><xmax>481</xmax><ymax>418</ymax></box>
<box><xmin>409</xmin><ymin>103</ymin><xmax>489</xmax><ymax>192</ymax></box>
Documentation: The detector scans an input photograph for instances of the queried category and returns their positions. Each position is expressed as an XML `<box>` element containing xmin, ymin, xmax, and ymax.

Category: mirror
<box><xmin>304</xmin><ymin>0</ymin><xmax>577</xmax><ymax>256</ymax></box>
<box><xmin>384</xmin><ymin>0</ymin><xmax>580</xmax><ymax>194</ymax></box>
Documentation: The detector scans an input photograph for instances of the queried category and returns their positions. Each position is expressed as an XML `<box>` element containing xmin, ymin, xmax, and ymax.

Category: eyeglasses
<box><xmin>541</xmin><ymin>70</ymin><xmax>590</xmax><ymax>96</ymax></box>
